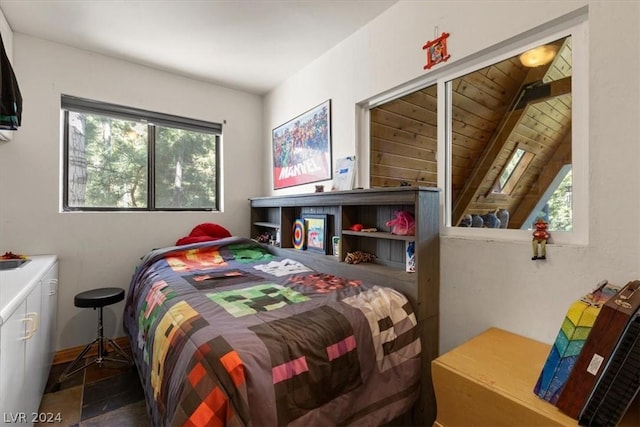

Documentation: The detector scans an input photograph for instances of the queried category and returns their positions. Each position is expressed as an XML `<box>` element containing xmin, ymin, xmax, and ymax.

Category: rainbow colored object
<box><xmin>534</xmin><ymin>281</ymin><xmax>620</xmax><ymax>404</ymax></box>
<box><xmin>292</xmin><ymin>219</ymin><xmax>306</xmax><ymax>249</ymax></box>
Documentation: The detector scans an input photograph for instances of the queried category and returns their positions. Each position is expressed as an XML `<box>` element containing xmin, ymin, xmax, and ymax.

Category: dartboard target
<box><xmin>292</xmin><ymin>219</ymin><xmax>306</xmax><ymax>249</ymax></box>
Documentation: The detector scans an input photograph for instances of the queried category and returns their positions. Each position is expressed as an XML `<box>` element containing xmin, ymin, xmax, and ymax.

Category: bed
<box><xmin>123</xmin><ymin>236</ymin><xmax>422</xmax><ymax>426</ymax></box>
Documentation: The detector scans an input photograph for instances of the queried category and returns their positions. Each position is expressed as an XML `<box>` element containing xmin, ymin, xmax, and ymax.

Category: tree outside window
<box><xmin>63</xmin><ymin>96</ymin><xmax>220</xmax><ymax>211</ymax></box>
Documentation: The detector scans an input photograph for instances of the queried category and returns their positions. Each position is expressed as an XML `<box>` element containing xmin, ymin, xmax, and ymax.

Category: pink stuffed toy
<box><xmin>385</xmin><ymin>211</ymin><xmax>415</xmax><ymax>236</ymax></box>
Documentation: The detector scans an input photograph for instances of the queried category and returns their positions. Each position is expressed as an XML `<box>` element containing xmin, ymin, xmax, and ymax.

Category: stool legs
<box><xmin>54</xmin><ymin>306</ymin><xmax>132</xmax><ymax>388</ymax></box>
<box><xmin>93</xmin><ymin>304</ymin><xmax>132</xmax><ymax>365</ymax></box>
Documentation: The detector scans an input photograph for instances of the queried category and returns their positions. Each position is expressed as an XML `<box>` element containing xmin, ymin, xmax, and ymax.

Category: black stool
<box><xmin>56</xmin><ymin>287</ymin><xmax>132</xmax><ymax>386</ymax></box>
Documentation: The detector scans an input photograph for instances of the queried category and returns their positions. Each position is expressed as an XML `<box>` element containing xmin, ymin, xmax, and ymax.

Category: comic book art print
<box><xmin>302</xmin><ymin>213</ymin><xmax>329</xmax><ymax>254</ymax></box>
<box><xmin>272</xmin><ymin>100</ymin><xmax>332</xmax><ymax>189</ymax></box>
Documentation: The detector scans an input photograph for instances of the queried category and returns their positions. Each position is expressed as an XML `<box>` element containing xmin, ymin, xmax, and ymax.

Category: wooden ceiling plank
<box><xmin>452</xmin><ymin>104</ymin><xmax>502</xmax><ymax>132</ymax></box>
<box><xmin>451</xmin><ymin>126</ymin><xmax>493</xmax><ymax>144</ymax></box>
<box><xmin>515</xmin><ymin>120</ymin><xmax>560</xmax><ymax>142</ymax></box>
<box><xmin>525</xmin><ymin>106</ymin><xmax>569</xmax><ymax>134</ymax></box>
<box><xmin>455</xmin><ymin>77</ymin><xmax>510</xmax><ymax>111</ymax></box>
<box><xmin>402</xmin><ymin>90</ymin><xmax>437</xmax><ymax>112</ymax></box>
<box><xmin>371</xmin><ymin>114</ymin><xmax>437</xmax><ymax>140</ymax></box>
<box><xmin>509</xmin><ymin>133</ymin><xmax>547</xmax><ymax>153</ymax></box>
<box><xmin>486</xmin><ymin>63</ymin><xmax>528</xmax><ymax>92</ymax></box>
<box><xmin>451</xmin><ymin>146</ymin><xmax>484</xmax><ymax>162</ymax></box>
<box><xmin>380</xmin><ymin>98</ymin><xmax>437</xmax><ymax>123</ymax></box>
<box><xmin>372</xmin><ymin>152</ymin><xmax>437</xmax><ymax>172</ymax></box>
<box><xmin>493</xmin><ymin>58</ymin><xmax>528</xmax><ymax>83</ymax></box>
<box><xmin>372</xmin><ymin>106</ymin><xmax>437</xmax><ymax>128</ymax></box>
<box><xmin>451</xmin><ymin>132</ymin><xmax>489</xmax><ymax>150</ymax></box>
<box><xmin>371</xmin><ymin>139</ymin><xmax>436</xmax><ymax>162</ymax></box>
<box><xmin>463</xmin><ymin>70</ymin><xmax>515</xmax><ymax>103</ymax></box>
<box><xmin>450</xmin><ymin>158</ymin><xmax>476</xmax><ymax>171</ymax></box>
<box><xmin>372</xmin><ymin>164</ymin><xmax>437</xmax><ymax>181</ymax></box>
<box><xmin>371</xmin><ymin>122</ymin><xmax>436</xmax><ymax>146</ymax></box>
<box><xmin>545</xmin><ymin>94</ymin><xmax>573</xmax><ymax>112</ymax></box>
<box><xmin>531</xmin><ymin>98</ymin><xmax>572</xmax><ymax>125</ymax></box>
<box><xmin>451</xmin><ymin>92</ymin><xmax>504</xmax><ymax>122</ymax></box>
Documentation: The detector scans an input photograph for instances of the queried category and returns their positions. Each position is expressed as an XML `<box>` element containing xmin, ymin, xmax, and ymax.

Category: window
<box><xmin>369</xmin><ymin>83</ymin><xmax>438</xmax><ymax>188</ymax></box>
<box><xmin>363</xmin><ymin>10</ymin><xmax>587</xmax><ymax>243</ymax></box>
<box><xmin>492</xmin><ymin>147</ymin><xmax>535</xmax><ymax>195</ymax></box>
<box><xmin>62</xmin><ymin>95</ymin><xmax>221</xmax><ymax>211</ymax></box>
<box><xmin>445</xmin><ymin>34</ymin><xmax>573</xmax><ymax>231</ymax></box>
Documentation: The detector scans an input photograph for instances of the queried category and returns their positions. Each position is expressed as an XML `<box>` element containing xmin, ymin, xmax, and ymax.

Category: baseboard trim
<box><xmin>53</xmin><ymin>336</ymin><xmax>131</xmax><ymax>365</ymax></box>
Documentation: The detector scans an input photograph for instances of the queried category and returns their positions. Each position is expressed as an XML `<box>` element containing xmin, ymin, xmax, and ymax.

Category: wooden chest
<box><xmin>432</xmin><ymin>327</ymin><xmax>639</xmax><ymax>427</ymax></box>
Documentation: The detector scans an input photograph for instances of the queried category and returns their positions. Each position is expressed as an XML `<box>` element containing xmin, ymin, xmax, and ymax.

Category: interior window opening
<box><xmin>365</xmin><ymin>35</ymin><xmax>574</xmax><ymax>232</ymax></box>
<box><xmin>365</xmin><ymin>14</ymin><xmax>586</xmax><ymax>240</ymax></box>
<box><xmin>369</xmin><ymin>84</ymin><xmax>438</xmax><ymax>189</ymax></box>
<box><xmin>447</xmin><ymin>35</ymin><xmax>572</xmax><ymax>230</ymax></box>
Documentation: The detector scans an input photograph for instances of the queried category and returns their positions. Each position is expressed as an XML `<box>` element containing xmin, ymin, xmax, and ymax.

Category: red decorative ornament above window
<box><xmin>423</xmin><ymin>32</ymin><xmax>450</xmax><ymax>70</ymax></box>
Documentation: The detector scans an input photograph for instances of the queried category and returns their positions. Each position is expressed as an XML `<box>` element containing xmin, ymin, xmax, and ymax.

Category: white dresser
<box><xmin>0</xmin><ymin>255</ymin><xmax>58</xmax><ymax>426</ymax></box>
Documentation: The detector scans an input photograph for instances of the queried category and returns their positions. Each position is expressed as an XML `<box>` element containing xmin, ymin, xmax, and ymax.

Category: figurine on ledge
<box><xmin>532</xmin><ymin>218</ymin><xmax>550</xmax><ymax>260</ymax></box>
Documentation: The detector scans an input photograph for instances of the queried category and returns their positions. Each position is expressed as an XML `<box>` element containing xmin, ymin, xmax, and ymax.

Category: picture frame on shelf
<box><xmin>272</xmin><ymin>100</ymin><xmax>332</xmax><ymax>189</ymax></box>
<box><xmin>302</xmin><ymin>213</ymin><xmax>329</xmax><ymax>254</ymax></box>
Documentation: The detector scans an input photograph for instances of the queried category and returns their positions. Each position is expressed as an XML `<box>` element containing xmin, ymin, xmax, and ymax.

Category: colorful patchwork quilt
<box><xmin>123</xmin><ymin>237</ymin><xmax>421</xmax><ymax>426</ymax></box>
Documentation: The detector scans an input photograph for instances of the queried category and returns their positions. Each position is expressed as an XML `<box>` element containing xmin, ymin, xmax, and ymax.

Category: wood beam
<box><xmin>514</xmin><ymin>76</ymin><xmax>572</xmax><ymax>110</ymax></box>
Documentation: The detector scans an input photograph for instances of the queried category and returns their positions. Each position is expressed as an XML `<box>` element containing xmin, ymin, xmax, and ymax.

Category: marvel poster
<box><xmin>272</xmin><ymin>100</ymin><xmax>331</xmax><ymax>189</ymax></box>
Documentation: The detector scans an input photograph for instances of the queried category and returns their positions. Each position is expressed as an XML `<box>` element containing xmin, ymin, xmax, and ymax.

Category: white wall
<box><xmin>0</xmin><ymin>35</ymin><xmax>263</xmax><ymax>350</ymax></box>
<box><xmin>264</xmin><ymin>1</ymin><xmax>640</xmax><ymax>353</ymax></box>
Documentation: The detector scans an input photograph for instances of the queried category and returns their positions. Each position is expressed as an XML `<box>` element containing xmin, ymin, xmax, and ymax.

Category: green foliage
<box><xmin>155</xmin><ymin>126</ymin><xmax>217</xmax><ymax>209</ymax></box>
<box><xmin>534</xmin><ymin>169</ymin><xmax>572</xmax><ymax>231</ymax></box>
<box><xmin>547</xmin><ymin>170</ymin><xmax>572</xmax><ymax>231</ymax></box>
<box><xmin>82</xmin><ymin>114</ymin><xmax>148</xmax><ymax>207</ymax></box>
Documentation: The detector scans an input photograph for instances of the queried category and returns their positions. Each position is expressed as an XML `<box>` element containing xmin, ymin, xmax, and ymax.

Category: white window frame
<box><xmin>440</xmin><ymin>16</ymin><xmax>587</xmax><ymax>245</ymax></box>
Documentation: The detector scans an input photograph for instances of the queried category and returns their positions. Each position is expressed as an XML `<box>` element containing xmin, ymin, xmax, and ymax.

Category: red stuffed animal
<box><xmin>175</xmin><ymin>223</ymin><xmax>232</xmax><ymax>246</ymax></box>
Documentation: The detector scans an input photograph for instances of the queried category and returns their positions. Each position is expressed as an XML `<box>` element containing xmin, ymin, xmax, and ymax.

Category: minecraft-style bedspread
<box><xmin>123</xmin><ymin>236</ymin><xmax>421</xmax><ymax>426</ymax></box>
